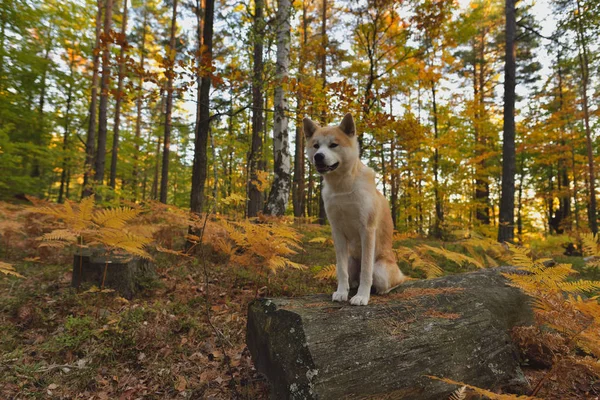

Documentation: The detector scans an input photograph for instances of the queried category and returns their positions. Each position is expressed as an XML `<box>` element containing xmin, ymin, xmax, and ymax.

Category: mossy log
<box><xmin>72</xmin><ymin>249</ymin><xmax>156</xmax><ymax>299</ymax></box>
<box><xmin>247</xmin><ymin>267</ymin><xmax>534</xmax><ymax>400</ymax></box>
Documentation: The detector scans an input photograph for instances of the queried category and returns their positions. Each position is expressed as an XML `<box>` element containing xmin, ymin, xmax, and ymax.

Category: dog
<box><xmin>303</xmin><ymin>113</ymin><xmax>406</xmax><ymax>306</ymax></box>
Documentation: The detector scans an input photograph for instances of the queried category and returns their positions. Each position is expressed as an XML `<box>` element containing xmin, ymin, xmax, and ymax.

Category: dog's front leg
<box><xmin>350</xmin><ymin>228</ymin><xmax>375</xmax><ymax>306</ymax></box>
<box><xmin>331</xmin><ymin>228</ymin><xmax>349</xmax><ymax>302</ymax></box>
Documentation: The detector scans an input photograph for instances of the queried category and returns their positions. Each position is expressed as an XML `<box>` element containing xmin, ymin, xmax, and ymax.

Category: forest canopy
<box><xmin>1</xmin><ymin>0</ymin><xmax>599</xmax><ymax>240</ymax></box>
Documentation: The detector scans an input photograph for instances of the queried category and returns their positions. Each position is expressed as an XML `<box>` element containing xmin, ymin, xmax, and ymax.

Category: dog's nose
<box><xmin>314</xmin><ymin>153</ymin><xmax>325</xmax><ymax>163</ymax></box>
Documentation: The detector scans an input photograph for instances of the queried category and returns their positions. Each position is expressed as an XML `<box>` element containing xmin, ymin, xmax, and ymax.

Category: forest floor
<box><xmin>0</xmin><ymin>208</ymin><xmax>598</xmax><ymax>399</ymax></box>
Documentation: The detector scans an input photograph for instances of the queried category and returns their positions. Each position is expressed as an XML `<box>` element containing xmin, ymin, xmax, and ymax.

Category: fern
<box><xmin>92</xmin><ymin>207</ymin><xmax>141</xmax><ymax>229</ymax></box>
<box><xmin>213</xmin><ymin>217</ymin><xmax>306</xmax><ymax>274</ymax></box>
<box><xmin>30</xmin><ymin>196</ymin><xmax>152</xmax><ymax>260</ymax></box>
<box><xmin>314</xmin><ymin>264</ymin><xmax>336</xmax><ymax>280</ymax></box>
<box><xmin>0</xmin><ymin>261</ymin><xmax>24</xmax><ymax>278</ymax></box>
<box><xmin>581</xmin><ymin>233</ymin><xmax>599</xmax><ymax>257</ymax></box>
<box><xmin>448</xmin><ymin>386</ymin><xmax>466</xmax><ymax>400</ymax></box>
<box><xmin>396</xmin><ymin>246</ymin><xmax>443</xmax><ymax>278</ymax></box>
<box><xmin>419</xmin><ymin>244</ymin><xmax>484</xmax><ymax>269</ymax></box>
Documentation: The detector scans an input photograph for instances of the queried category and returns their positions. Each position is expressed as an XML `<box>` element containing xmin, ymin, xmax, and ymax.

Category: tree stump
<box><xmin>72</xmin><ymin>249</ymin><xmax>156</xmax><ymax>299</ymax></box>
<box><xmin>247</xmin><ymin>267</ymin><xmax>534</xmax><ymax>400</ymax></box>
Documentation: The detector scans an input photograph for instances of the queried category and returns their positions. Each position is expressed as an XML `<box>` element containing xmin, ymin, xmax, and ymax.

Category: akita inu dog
<box><xmin>303</xmin><ymin>113</ymin><xmax>406</xmax><ymax>306</ymax></box>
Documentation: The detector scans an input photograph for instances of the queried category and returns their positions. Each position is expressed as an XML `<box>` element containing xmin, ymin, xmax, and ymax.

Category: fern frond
<box><xmin>485</xmin><ymin>254</ymin><xmax>499</xmax><ymax>267</ymax></box>
<box><xmin>419</xmin><ymin>245</ymin><xmax>484</xmax><ymax>269</ymax></box>
<box><xmin>409</xmin><ymin>251</ymin><xmax>443</xmax><ymax>278</ymax></box>
<box><xmin>581</xmin><ymin>233</ymin><xmax>600</xmax><ymax>257</ymax></box>
<box><xmin>0</xmin><ymin>262</ymin><xmax>24</xmax><ymax>278</ymax></box>
<box><xmin>314</xmin><ymin>264</ymin><xmax>337</xmax><ymax>280</ymax></box>
<box><xmin>267</xmin><ymin>256</ymin><xmax>306</xmax><ymax>273</ymax></box>
<box><xmin>78</xmin><ymin>195</ymin><xmax>95</xmax><ymax>224</ymax></box>
<box><xmin>92</xmin><ymin>207</ymin><xmax>141</xmax><ymax>229</ymax></box>
<box><xmin>39</xmin><ymin>229</ymin><xmax>78</xmax><ymax>243</ymax></box>
<box><xmin>557</xmin><ymin>279</ymin><xmax>600</xmax><ymax>293</ymax></box>
<box><xmin>506</xmin><ymin>243</ymin><xmax>533</xmax><ymax>268</ymax></box>
<box><xmin>95</xmin><ymin>229</ymin><xmax>153</xmax><ymax>259</ymax></box>
<box><xmin>426</xmin><ymin>376</ymin><xmax>541</xmax><ymax>399</ymax></box>
<box><xmin>448</xmin><ymin>386</ymin><xmax>467</xmax><ymax>400</ymax></box>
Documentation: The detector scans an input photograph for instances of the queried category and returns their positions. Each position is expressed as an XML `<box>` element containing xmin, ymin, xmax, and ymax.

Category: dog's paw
<box><xmin>332</xmin><ymin>291</ymin><xmax>348</xmax><ymax>302</ymax></box>
<box><xmin>349</xmin><ymin>294</ymin><xmax>370</xmax><ymax>306</ymax></box>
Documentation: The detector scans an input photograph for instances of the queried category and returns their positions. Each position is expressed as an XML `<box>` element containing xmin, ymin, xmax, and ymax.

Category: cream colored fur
<box><xmin>303</xmin><ymin>113</ymin><xmax>406</xmax><ymax>306</ymax></box>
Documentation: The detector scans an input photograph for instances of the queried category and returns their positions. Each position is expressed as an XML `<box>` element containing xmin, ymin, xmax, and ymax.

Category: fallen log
<box><xmin>247</xmin><ymin>267</ymin><xmax>534</xmax><ymax>399</ymax></box>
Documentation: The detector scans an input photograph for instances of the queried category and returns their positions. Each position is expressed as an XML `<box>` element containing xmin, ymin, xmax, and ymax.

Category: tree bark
<box><xmin>498</xmin><ymin>0</ymin><xmax>516</xmax><ymax>243</ymax></box>
<box><xmin>292</xmin><ymin>0</ymin><xmax>308</xmax><ymax>219</ymax></box>
<box><xmin>109</xmin><ymin>0</ymin><xmax>129</xmax><ymax>190</ymax></box>
<box><xmin>82</xmin><ymin>0</ymin><xmax>103</xmax><ymax>198</ymax></box>
<box><xmin>431</xmin><ymin>81</ymin><xmax>443</xmax><ymax>238</ymax></box>
<box><xmin>190</xmin><ymin>0</ymin><xmax>214</xmax><ymax>213</ymax></box>
<box><xmin>58</xmin><ymin>58</ymin><xmax>75</xmax><ymax>204</ymax></box>
<box><xmin>247</xmin><ymin>0</ymin><xmax>265</xmax><ymax>218</ymax></box>
<box><xmin>265</xmin><ymin>0</ymin><xmax>292</xmax><ymax>216</ymax></box>
<box><xmin>575</xmin><ymin>0</ymin><xmax>597</xmax><ymax>234</ymax></box>
<box><xmin>159</xmin><ymin>0</ymin><xmax>178</xmax><ymax>204</ymax></box>
<box><xmin>94</xmin><ymin>0</ymin><xmax>114</xmax><ymax>189</ymax></box>
<box><xmin>247</xmin><ymin>267</ymin><xmax>533</xmax><ymax>399</ymax></box>
<box><xmin>132</xmin><ymin>4</ymin><xmax>148</xmax><ymax>201</ymax></box>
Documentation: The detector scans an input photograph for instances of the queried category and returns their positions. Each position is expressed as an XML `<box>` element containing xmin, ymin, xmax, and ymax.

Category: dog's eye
<box><xmin>313</xmin><ymin>144</ymin><xmax>319</xmax><ymax>149</ymax></box>
<box><xmin>329</xmin><ymin>143</ymin><xmax>339</xmax><ymax>148</ymax></box>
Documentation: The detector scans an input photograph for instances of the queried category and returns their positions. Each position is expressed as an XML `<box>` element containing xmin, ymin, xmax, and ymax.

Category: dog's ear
<box><xmin>338</xmin><ymin>113</ymin><xmax>355</xmax><ymax>136</ymax></box>
<box><xmin>303</xmin><ymin>117</ymin><xmax>320</xmax><ymax>139</ymax></box>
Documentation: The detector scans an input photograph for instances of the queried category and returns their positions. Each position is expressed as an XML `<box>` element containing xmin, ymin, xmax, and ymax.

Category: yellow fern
<box><xmin>0</xmin><ymin>261</ymin><xmax>24</xmax><ymax>278</ymax></box>
<box><xmin>448</xmin><ymin>386</ymin><xmax>467</xmax><ymax>400</ymax></box>
<box><xmin>581</xmin><ymin>233</ymin><xmax>599</xmax><ymax>257</ymax></box>
<box><xmin>92</xmin><ymin>207</ymin><xmax>141</xmax><ymax>229</ymax></box>
<box><xmin>314</xmin><ymin>264</ymin><xmax>336</xmax><ymax>280</ymax></box>
<box><xmin>39</xmin><ymin>229</ymin><xmax>79</xmax><ymax>244</ymax></box>
<box><xmin>396</xmin><ymin>246</ymin><xmax>443</xmax><ymax>278</ymax></box>
<box><xmin>419</xmin><ymin>244</ymin><xmax>484</xmax><ymax>269</ymax></box>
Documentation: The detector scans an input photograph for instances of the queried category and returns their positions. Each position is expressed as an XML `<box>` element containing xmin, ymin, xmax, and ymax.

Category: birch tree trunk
<box><xmin>498</xmin><ymin>0</ymin><xmax>516</xmax><ymax>243</ymax></box>
<box><xmin>159</xmin><ymin>0</ymin><xmax>178</xmax><ymax>204</ymax></box>
<box><xmin>94</xmin><ymin>0</ymin><xmax>114</xmax><ymax>188</ymax></box>
<box><xmin>109</xmin><ymin>0</ymin><xmax>128</xmax><ymax>190</ymax></box>
<box><xmin>265</xmin><ymin>0</ymin><xmax>291</xmax><ymax>216</ymax></box>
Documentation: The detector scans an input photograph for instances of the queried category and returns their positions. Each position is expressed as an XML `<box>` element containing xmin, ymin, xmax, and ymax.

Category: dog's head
<box><xmin>303</xmin><ymin>113</ymin><xmax>359</xmax><ymax>175</ymax></box>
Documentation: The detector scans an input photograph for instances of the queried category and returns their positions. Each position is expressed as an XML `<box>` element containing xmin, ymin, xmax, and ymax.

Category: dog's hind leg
<box><xmin>348</xmin><ymin>257</ymin><xmax>360</xmax><ymax>289</ymax></box>
<box><xmin>373</xmin><ymin>260</ymin><xmax>406</xmax><ymax>294</ymax></box>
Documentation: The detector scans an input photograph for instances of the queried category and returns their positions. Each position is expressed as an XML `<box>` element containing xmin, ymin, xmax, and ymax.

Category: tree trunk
<box><xmin>575</xmin><ymin>0</ymin><xmax>597</xmax><ymax>234</ymax></box>
<box><xmin>292</xmin><ymin>0</ymin><xmax>308</xmax><ymax>219</ymax></box>
<box><xmin>474</xmin><ymin>36</ymin><xmax>490</xmax><ymax>225</ymax></box>
<box><xmin>265</xmin><ymin>0</ymin><xmax>292</xmax><ymax>216</ymax></box>
<box><xmin>58</xmin><ymin>62</ymin><xmax>74</xmax><ymax>204</ymax></box>
<box><xmin>247</xmin><ymin>0</ymin><xmax>265</xmax><ymax>218</ymax></box>
<box><xmin>431</xmin><ymin>82</ymin><xmax>443</xmax><ymax>238</ymax></box>
<box><xmin>159</xmin><ymin>0</ymin><xmax>178</xmax><ymax>204</ymax></box>
<box><xmin>109</xmin><ymin>0</ymin><xmax>129</xmax><ymax>190</ymax></box>
<box><xmin>498</xmin><ymin>0</ymin><xmax>516</xmax><ymax>243</ymax></box>
<box><xmin>94</xmin><ymin>0</ymin><xmax>114</xmax><ymax>189</ymax></box>
<box><xmin>82</xmin><ymin>0</ymin><xmax>103</xmax><ymax>198</ymax></box>
<box><xmin>190</xmin><ymin>0</ymin><xmax>214</xmax><ymax>214</ymax></box>
<box><xmin>132</xmin><ymin>5</ymin><xmax>148</xmax><ymax>202</ymax></box>
<box><xmin>247</xmin><ymin>267</ymin><xmax>533</xmax><ymax>399</ymax></box>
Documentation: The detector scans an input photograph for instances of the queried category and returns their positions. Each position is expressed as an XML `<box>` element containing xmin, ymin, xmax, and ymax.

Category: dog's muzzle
<box><xmin>315</xmin><ymin>162</ymin><xmax>339</xmax><ymax>174</ymax></box>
